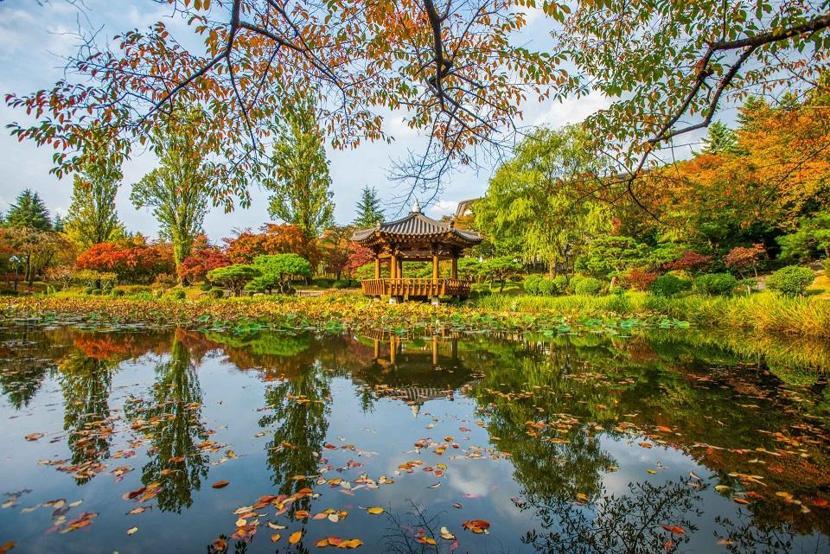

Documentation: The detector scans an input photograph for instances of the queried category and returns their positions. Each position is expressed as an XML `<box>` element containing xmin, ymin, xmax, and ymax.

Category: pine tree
<box><xmin>353</xmin><ymin>186</ymin><xmax>384</xmax><ymax>227</ymax></box>
<box><xmin>52</xmin><ymin>213</ymin><xmax>65</xmax><ymax>232</ymax></box>
<box><xmin>5</xmin><ymin>189</ymin><xmax>51</xmax><ymax>230</ymax></box>
<box><xmin>701</xmin><ymin>121</ymin><xmax>740</xmax><ymax>155</ymax></box>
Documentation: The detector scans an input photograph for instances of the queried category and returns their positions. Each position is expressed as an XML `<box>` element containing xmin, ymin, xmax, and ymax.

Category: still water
<box><xmin>0</xmin><ymin>323</ymin><xmax>828</xmax><ymax>553</ymax></box>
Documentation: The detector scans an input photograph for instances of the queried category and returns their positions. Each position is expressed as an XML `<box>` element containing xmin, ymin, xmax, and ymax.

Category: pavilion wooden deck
<box><xmin>361</xmin><ymin>278</ymin><xmax>472</xmax><ymax>299</ymax></box>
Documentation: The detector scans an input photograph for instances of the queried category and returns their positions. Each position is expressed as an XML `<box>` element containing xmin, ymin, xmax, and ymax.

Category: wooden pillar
<box><xmin>374</xmin><ymin>257</ymin><xmax>381</xmax><ymax>279</ymax></box>
<box><xmin>397</xmin><ymin>258</ymin><xmax>403</xmax><ymax>279</ymax></box>
<box><xmin>451</xmin><ymin>256</ymin><xmax>458</xmax><ymax>279</ymax></box>
<box><xmin>432</xmin><ymin>253</ymin><xmax>439</xmax><ymax>283</ymax></box>
<box><xmin>373</xmin><ymin>339</ymin><xmax>380</xmax><ymax>359</ymax></box>
<box><xmin>389</xmin><ymin>336</ymin><xmax>397</xmax><ymax>365</ymax></box>
<box><xmin>390</xmin><ymin>252</ymin><xmax>398</xmax><ymax>279</ymax></box>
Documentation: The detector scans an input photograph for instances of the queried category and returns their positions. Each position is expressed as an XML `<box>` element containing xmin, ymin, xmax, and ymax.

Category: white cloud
<box><xmin>532</xmin><ymin>91</ymin><xmax>612</xmax><ymax>129</ymax></box>
<box><xmin>428</xmin><ymin>200</ymin><xmax>458</xmax><ymax>218</ymax></box>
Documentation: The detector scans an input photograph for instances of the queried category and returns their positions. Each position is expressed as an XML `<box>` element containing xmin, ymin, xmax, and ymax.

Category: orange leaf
<box><xmin>211</xmin><ymin>480</ymin><xmax>230</xmax><ymax>489</ymax></box>
<box><xmin>289</xmin><ymin>530</ymin><xmax>303</xmax><ymax>544</ymax></box>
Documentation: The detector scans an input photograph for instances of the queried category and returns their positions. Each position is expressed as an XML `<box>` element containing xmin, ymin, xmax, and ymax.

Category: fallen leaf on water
<box><xmin>416</xmin><ymin>536</ymin><xmax>437</xmax><ymax>545</ymax></box>
<box><xmin>337</xmin><ymin>538</ymin><xmax>363</xmax><ymax>549</ymax></box>
<box><xmin>575</xmin><ymin>492</ymin><xmax>589</xmax><ymax>504</ymax></box>
<box><xmin>440</xmin><ymin>527</ymin><xmax>456</xmax><ymax>541</ymax></box>
<box><xmin>289</xmin><ymin>530</ymin><xmax>303</xmax><ymax>544</ymax></box>
<box><xmin>811</xmin><ymin>498</ymin><xmax>829</xmax><ymax>509</ymax></box>
<box><xmin>462</xmin><ymin>520</ymin><xmax>490</xmax><ymax>534</ymax></box>
<box><xmin>366</xmin><ymin>506</ymin><xmax>384</xmax><ymax>515</ymax></box>
<box><xmin>211</xmin><ymin>480</ymin><xmax>230</xmax><ymax>489</ymax></box>
<box><xmin>661</xmin><ymin>524</ymin><xmax>685</xmax><ymax>535</ymax></box>
<box><xmin>270</xmin><ymin>533</ymin><xmax>281</xmax><ymax>543</ymax></box>
<box><xmin>127</xmin><ymin>526</ymin><xmax>138</xmax><ymax>535</ymax></box>
<box><xmin>714</xmin><ymin>485</ymin><xmax>730</xmax><ymax>493</ymax></box>
<box><xmin>0</xmin><ymin>541</ymin><xmax>14</xmax><ymax>554</ymax></box>
<box><xmin>211</xmin><ymin>537</ymin><xmax>227</xmax><ymax>551</ymax></box>
<box><xmin>24</xmin><ymin>433</ymin><xmax>44</xmax><ymax>442</ymax></box>
<box><xmin>451</xmin><ymin>502</ymin><xmax>463</xmax><ymax>509</ymax></box>
<box><xmin>268</xmin><ymin>522</ymin><xmax>286</xmax><ymax>530</ymax></box>
<box><xmin>128</xmin><ymin>507</ymin><xmax>146</xmax><ymax>515</ymax></box>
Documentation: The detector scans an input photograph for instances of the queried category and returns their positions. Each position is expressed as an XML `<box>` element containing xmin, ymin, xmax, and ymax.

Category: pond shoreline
<box><xmin>1</xmin><ymin>289</ymin><xmax>829</xmax><ymax>339</ymax></box>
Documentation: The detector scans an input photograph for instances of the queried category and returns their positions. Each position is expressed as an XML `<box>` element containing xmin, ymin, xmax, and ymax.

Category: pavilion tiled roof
<box><xmin>351</xmin><ymin>200</ymin><xmax>481</xmax><ymax>245</ymax></box>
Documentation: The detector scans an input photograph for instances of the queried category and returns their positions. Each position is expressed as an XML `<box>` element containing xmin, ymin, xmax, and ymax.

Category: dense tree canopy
<box><xmin>476</xmin><ymin>125</ymin><xmax>610</xmax><ymax>276</ymax></box>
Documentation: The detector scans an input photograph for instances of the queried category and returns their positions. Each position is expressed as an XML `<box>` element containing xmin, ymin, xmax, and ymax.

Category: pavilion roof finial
<box><xmin>411</xmin><ymin>198</ymin><xmax>421</xmax><ymax>213</ymax></box>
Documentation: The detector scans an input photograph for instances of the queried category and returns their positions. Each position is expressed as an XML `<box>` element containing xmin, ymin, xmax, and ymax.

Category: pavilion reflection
<box><xmin>353</xmin><ymin>332</ymin><xmax>473</xmax><ymax>416</ymax></box>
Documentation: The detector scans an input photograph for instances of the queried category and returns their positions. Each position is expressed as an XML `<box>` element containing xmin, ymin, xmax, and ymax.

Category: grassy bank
<box><xmin>471</xmin><ymin>290</ymin><xmax>830</xmax><ymax>338</ymax></box>
<box><xmin>1</xmin><ymin>289</ymin><xmax>828</xmax><ymax>338</ymax></box>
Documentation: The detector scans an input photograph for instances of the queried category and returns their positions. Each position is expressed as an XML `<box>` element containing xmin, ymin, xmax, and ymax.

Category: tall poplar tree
<box><xmin>131</xmin><ymin>106</ymin><xmax>217</xmax><ymax>281</ymax></box>
<box><xmin>264</xmin><ymin>96</ymin><xmax>334</xmax><ymax>240</ymax></box>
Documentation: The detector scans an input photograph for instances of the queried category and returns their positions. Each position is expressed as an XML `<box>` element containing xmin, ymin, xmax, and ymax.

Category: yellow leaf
<box><xmin>271</xmin><ymin>533</ymin><xmax>281</xmax><ymax>543</ymax></box>
<box><xmin>366</xmin><ymin>506</ymin><xmax>384</xmax><ymax>515</ymax></box>
<box><xmin>289</xmin><ymin>530</ymin><xmax>303</xmax><ymax>544</ymax></box>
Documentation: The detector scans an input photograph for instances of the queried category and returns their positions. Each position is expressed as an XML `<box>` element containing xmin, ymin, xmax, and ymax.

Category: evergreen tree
<box><xmin>52</xmin><ymin>213</ymin><xmax>65</xmax><ymax>232</ymax></box>
<box><xmin>5</xmin><ymin>189</ymin><xmax>51</xmax><ymax>230</ymax></box>
<box><xmin>264</xmin><ymin>96</ymin><xmax>334</xmax><ymax>240</ymax></box>
<box><xmin>701</xmin><ymin>121</ymin><xmax>740</xmax><ymax>155</ymax></box>
<box><xmin>353</xmin><ymin>186</ymin><xmax>384</xmax><ymax>227</ymax></box>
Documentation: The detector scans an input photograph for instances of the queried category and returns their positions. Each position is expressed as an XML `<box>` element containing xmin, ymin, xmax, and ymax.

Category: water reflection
<box><xmin>124</xmin><ymin>331</ymin><xmax>209</xmax><ymax>512</ymax></box>
<box><xmin>0</xmin><ymin>323</ymin><xmax>828</xmax><ymax>552</ymax></box>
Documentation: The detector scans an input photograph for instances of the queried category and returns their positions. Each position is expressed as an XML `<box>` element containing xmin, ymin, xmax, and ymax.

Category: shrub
<box><xmin>664</xmin><ymin>250</ymin><xmax>713</xmax><ymax>273</ymax></box>
<box><xmin>209</xmin><ymin>287</ymin><xmax>224</xmax><ymax>299</ymax></box>
<box><xmin>332</xmin><ymin>279</ymin><xmax>353</xmax><ymax>289</ymax></box>
<box><xmin>694</xmin><ymin>273</ymin><xmax>737</xmax><ymax>296</ymax></box>
<box><xmin>84</xmin><ymin>286</ymin><xmax>94</xmax><ymax>295</ymax></box>
<box><xmin>524</xmin><ymin>274</ymin><xmax>567</xmax><ymax>295</ymax></box>
<box><xmin>153</xmin><ymin>273</ymin><xmax>177</xmax><ymax>288</ymax></box>
<box><xmin>650</xmin><ymin>274</ymin><xmax>691</xmax><ymax>297</ymax></box>
<box><xmin>111</xmin><ymin>289</ymin><xmax>125</xmax><ymax>297</ymax></box>
<box><xmin>199</xmin><ymin>281</ymin><xmax>213</xmax><ymax>291</ymax></box>
<box><xmin>91</xmin><ymin>288</ymin><xmax>102</xmax><ymax>296</ymax></box>
<box><xmin>523</xmin><ymin>275</ymin><xmax>542</xmax><ymax>295</ymax></box>
<box><xmin>171</xmin><ymin>289</ymin><xmax>186</xmax><ymax>300</ymax></box>
<box><xmin>314</xmin><ymin>278</ymin><xmax>334</xmax><ymax>288</ymax></box>
<box><xmin>766</xmin><ymin>266</ymin><xmax>815</xmax><ymax>296</ymax></box>
<box><xmin>823</xmin><ymin>258</ymin><xmax>830</xmax><ymax>275</ymax></box>
<box><xmin>572</xmin><ymin>276</ymin><xmax>604</xmax><ymax>296</ymax></box>
<box><xmin>625</xmin><ymin>268</ymin><xmax>659</xmax><ymax>291</ymax></box>
<box><xmin>207</xmin><ymin>264</ymin><xmax>260</xmax><ymax>296</ymax></box>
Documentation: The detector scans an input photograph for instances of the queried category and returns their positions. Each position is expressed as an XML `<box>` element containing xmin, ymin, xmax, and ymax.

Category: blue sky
<box><xmin>0</xmin><ymin>1</ymin><xmax>622</xmax><ymax>240</ymax></box>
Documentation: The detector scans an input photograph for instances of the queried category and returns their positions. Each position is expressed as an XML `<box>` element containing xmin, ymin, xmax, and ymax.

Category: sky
<box><xmin>0</xmin><ymin>1</ymin><xmax>641</xmax><ymax>241</ymax></box>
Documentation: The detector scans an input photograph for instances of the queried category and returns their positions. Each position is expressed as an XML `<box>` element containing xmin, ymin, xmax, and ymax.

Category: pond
<box><xmin>0</xmin><ymin>323</ymin><xmax>829</xmax><ymax>553</ymax></box>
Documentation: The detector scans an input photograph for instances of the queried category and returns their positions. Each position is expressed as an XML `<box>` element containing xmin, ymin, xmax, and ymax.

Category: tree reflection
<box><xmin>125</xmin><ymin>333</ymin><xmax>208</xmax><ymax>512</ymax></box>
<box><xmin>259</xmin><ymin>362</ymin><xmax>331</xmax><ymax>515</ymax></box>
<box><xmin>521</xmin><ymin>478</ymin><xmax>703</xmax><ymax>553</ymax></box>
<box><xmin>57</xmin><ymin>350</ymin><xmax>115</xmax><ymax>484</ymax></box>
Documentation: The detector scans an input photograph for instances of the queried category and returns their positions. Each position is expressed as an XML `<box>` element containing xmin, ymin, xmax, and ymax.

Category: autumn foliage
<box><xmin>224</xmin><ymin>224</ymin><xmax>318</xmax><ymax>267</ymax></box>
<box><xmin>178</xmin><ymin>235</ymin><xmax>230</xmax><ymax>283</ymax></box>
<box><xmin>75</xmin><ymin>240</ymin><xmax>174</xmax><ymax>283</ymax></box>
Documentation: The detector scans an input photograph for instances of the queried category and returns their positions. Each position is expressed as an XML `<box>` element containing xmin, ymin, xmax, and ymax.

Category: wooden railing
<box><xmin>361</xmin><ymin>278</ymin><xmax>472</xmax><ymax>298</ymax></box>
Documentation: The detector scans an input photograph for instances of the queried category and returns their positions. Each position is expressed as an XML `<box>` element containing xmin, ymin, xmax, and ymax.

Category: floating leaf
<box><xmin>462</xmin><ymin>519</ymin><xmax>490</xmax><ymax>534</ymax></box>
<box><xmin>440</xmin><ymin>527</ymin><xmax>456</xmax><ymax>540</ymax></box>
<box><xmin>24</xmin><ymin>433</ymin><xmax>44</xmax><ymax>442</ymax></box>
<box><xmin>127</xmin><ymin>526</ymin><xmax>138</xmax><ymax>535</ymax></box>
<box><xmin>270</xmin><ymin>533</ymin><xmax>281</xmax><ymax>543</ymax></box>
<box><xmin>289</xmin><ymin>530</ymin><xmax>303</xmax><ymax>544</ymax></box>
<box><xmin>366</xmin><ymin>507</ymin><xmax>384</xmax><ymax>515</ymax></box>
<box><xmin>211</xmin><ymin>480</ymin><xmax>230</xmax><ymax>489</ymax></box>
<box><xmin>661</xmin><ymin>524</ymin><xmax>685</xmax><ymax>535</ymax></box>
<box><xmin>0</xmin><ymin>541</ymin><xmax>14</xmax><ymax>554</ymax></box>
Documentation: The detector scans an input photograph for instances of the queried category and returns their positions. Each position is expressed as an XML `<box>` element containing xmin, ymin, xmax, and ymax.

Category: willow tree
<box><xmin>131</xmin><ymin>106</ymin><xmax>219</xmax><ymax>281</ymax></box>
<box><xmin>263</xmin><ymin>96</ymin><xmax>334</xmax><ymax>241</ymax></box>
<box><xmin>476</xmin><ymin>126</ymin><xmax>610</xmax><ymax>277</ymax></box>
